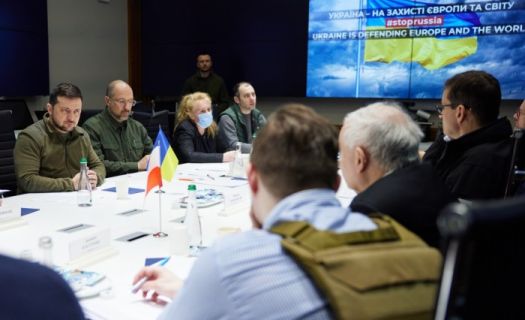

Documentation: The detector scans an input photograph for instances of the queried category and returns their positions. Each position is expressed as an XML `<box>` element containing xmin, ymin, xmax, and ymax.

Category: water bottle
<box><xmin>38</xmin><ymin>236</ymin><xmax>53</xmax><ymax>267</ymax></box>
<box><xmin>184</xmin><ymin>184</ymin><xmax>202</xmax><ymax>248</ymax></box>
<box><xmin>77</xmin><ymin>157</ymin><xmax>92</xmax><ymax>207</ymax></box>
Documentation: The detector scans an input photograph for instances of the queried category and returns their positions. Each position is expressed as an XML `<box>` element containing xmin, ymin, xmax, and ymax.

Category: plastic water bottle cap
<box><xmin>188</xmin><ymin>184</ymin><xmax>196</xmax><ymax>191</ymax></box>
<box><xmin>80</xmin><ymin>157</ymin><xmax>87</xmax><ymax>164</ymax></box>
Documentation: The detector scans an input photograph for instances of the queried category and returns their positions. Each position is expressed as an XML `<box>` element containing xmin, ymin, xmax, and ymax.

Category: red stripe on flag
<box><xmin>146</xmin><ymin>167</ymin><xmax>162</xmax><ymax>195</ymax></box>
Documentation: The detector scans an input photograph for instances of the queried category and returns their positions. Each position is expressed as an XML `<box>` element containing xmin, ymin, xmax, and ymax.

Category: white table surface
<box><xmin>0</xmin><ymin>163</ymin><xmax>355</xmax><ymax>319</ymax></box>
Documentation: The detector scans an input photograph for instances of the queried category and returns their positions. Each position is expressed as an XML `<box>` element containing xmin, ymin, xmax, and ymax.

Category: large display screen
<box><xmin>307</xmin><ymin>0</ymin><xmax>525</xmax><ymax>99</ymax></box>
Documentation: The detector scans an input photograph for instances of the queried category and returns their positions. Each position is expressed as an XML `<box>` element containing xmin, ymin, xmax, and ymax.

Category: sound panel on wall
<box><xmin>0</xmin><ymin>1</ymin><xmax>49</xmax><ymax>97</ymax></box>
<box><xmin>141</xmin><ymin>0</ymin><xmax>308</xmax><ymax>98</ymax></box>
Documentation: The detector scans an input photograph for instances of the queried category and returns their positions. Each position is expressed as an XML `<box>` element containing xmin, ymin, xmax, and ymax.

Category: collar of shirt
<box><xmin>262</xmin><ymin>188</ymin><xmax>377</xmax><ymax>233</ymax></box>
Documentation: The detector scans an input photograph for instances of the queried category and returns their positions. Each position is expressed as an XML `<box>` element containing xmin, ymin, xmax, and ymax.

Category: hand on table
<box><xmin>131</xmin><ymin>266</ymin><xmax>183</xmax><ymax>304</ymax></box>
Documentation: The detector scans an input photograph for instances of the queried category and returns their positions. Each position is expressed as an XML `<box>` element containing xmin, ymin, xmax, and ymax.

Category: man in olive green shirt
<box><xmin>14</xmin><ymin>83</ymin><xmax>105</xmax><ymax>193</ymax></box>
<box><xmin>83</xmin><ymin>80</ymin><xmax>153</xmax><ymax>177</ymax></box>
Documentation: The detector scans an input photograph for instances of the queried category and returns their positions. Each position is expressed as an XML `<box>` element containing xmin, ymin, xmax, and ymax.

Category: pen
<box><xmin>131</xmin><ymin>257</ymin><xmax>170</xmax><ymax>294</ymax></box>
<box><xmin>60</xmin><ymin>224</ymin><xmax>86</xmax><ymax>232</ymax></box>
<box><xmin>118</xmin><ymin>209</ymin><xmax>140</xmax><ymax>216</ymax></box>
<box><xmin>178</xmin><ymin>178</ymin><xmax>194</xmax><ymax>182</ymax></box>
<box><xmin>206</xmin><ymin>174</ymin><xmax>215</xmax><ymax>180</ymax></box>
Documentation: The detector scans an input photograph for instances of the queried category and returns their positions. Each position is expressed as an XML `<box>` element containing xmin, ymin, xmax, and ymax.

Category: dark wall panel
<box><xmin>141</xmin><ymin>0</ymin><xmax>308</xmax><ymax>98</ymax></box>
<box><xmin>0</xmin><ymin>1</ymin><xmax>49</xmax><ymax>96</ymax></box>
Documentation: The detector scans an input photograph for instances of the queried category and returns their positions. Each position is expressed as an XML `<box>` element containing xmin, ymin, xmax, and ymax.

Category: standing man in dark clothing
<box><xmin>340</xmin><ymin>102</ymin><xmax>456</xmax><ymax>247</ymax></box>
<box><xmin>423</xmin><ymin>70</ymin><xmax>513</xmax><ymax>200</ymax></box>
<box><xmin>181</xmin><ymin>53</ymin><xmax>230</xmax><ymax>118</ymax></box>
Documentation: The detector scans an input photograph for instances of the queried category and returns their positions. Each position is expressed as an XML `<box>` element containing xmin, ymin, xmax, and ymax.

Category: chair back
<box><xmin>152</xmin><ymin>98</ymin><xmax>177</xmax><ymax>135</ymax></box>
<box><xmin>132</xmin><ymin>110</ymin><xmax>170</xmax><ymax>142</ymax></box>
<box><xmin>0</xmin><ymin>110</ymin><xmax>18</xmax><ymax>196</ymax></box>
<box><xmin>133</xmin><ymin>101</ymin><xmax>154</xmax><ymax>113</ymax></box>
<box><xmin>434</xmin><ymin>198</ymin><xmax>525</xmax><ymax>320</ymax></box>
<box><xmin>34</xmin><ymin>110</ymin><xmax>46</xmax><ymax>120</ymax></box>
<box><xmin>504</xmin><ymin>129</ymin><xmax>525</xmax><ymax>197</ymax></box>
<box><xmin>79</xmin><ymin>109</ymin><xmax>101</xmax><ymax>126</ymax></box>
<box><xmin>0</xmin><ymin>100</ymin><xmax>33</xmax><ymax>130</ymax></box>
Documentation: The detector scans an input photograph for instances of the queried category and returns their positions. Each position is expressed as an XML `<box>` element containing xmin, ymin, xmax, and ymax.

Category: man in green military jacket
<box><xmin>14</xmin><ymin>83</ymin><xmax>105</xmax><ymax>193</ymax></box>
<box><xmin>83</xmin><ymin>80</ymin><xmax>153</xmax><ymax>177</ymax></box>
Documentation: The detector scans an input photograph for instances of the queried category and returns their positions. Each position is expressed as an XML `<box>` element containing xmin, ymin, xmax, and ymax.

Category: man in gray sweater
<box><xmin>217</xmin><ymin>82</ymin><xmax>266</xmax><ymax>153</ymax></box>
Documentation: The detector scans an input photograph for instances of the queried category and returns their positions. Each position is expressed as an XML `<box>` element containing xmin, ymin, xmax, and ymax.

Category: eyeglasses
<box><xmin>111</xmin><ymin>98</ymin><xmax>137</xmax><ymax>107</ymax></box>
<box><xmin>434</xmin><ymin>103</ymin><xmax>456</xmax><ymax>114</ymax></box>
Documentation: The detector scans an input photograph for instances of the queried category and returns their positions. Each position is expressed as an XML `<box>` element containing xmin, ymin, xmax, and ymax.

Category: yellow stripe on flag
<box><xmin>364</xmin><ymin>31</ymin><xmax>477</xmax><ymax>70</ymax></box>
<box><xmin>161</xmin><ymin>147</ymin><xmax>178</xmax><ymax>182</ymax></box>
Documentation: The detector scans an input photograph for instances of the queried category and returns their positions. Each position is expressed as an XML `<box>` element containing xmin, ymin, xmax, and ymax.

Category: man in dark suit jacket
<box><xmin>339</xmin><ymin>102</ymin><xmax>457</xmax><ymax>248</ymax></box>
<box><xmin>0</xmin><ymin>254</ymin><xmax>84</xmax><ymax>319</ymax></box>
<box><xmin>423</xmin><ymin>70</ymin><xmax>513</xmax><ymax>200</ymax></box>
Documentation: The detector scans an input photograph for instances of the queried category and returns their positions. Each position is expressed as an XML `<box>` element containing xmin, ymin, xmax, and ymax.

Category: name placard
<box><xmin>69</xmin><ymin>228</ymin><xmax>111</xmax><ymax>261</ymax></box>
<box><xmin>53</xmin><ymin>226</ymin><xmax>113</xmax><ymax>266</ymax></box>
<box><xmin>0</xmin><ymin>206</ymin><xmax>20</xmax><ymax>222</ymax></box>
<box><xmin>221</xmin><ymin>192</ymin><xmax>250</xmax><ymax>216</ymax></box>
<box><xmin>0</xmin><ymin>206</ymin><xmax>26</xmax><ymax>231</ymax></box>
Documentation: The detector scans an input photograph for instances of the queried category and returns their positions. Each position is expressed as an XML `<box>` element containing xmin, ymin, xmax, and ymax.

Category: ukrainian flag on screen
<box><xmin>364</xmin><ymin>0</ymin><xmax>479</xmax><ymax>70</ymax></box>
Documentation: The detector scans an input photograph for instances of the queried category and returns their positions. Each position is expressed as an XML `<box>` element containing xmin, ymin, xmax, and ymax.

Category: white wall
<box><xmin>38</xmin><ymin>0</ymin><xmax>128</xmax><ymax>111</ymax></box>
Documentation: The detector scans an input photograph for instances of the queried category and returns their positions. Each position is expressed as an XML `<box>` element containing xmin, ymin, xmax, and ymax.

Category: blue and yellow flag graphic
<box><xmin>365</xmin><ymin>0</ymin><xmax>479</xmax><ymax>70</ymax></box>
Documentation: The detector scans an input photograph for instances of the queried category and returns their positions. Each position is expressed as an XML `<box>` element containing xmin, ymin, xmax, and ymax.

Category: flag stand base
<box><xmin>153</xmin><ymin>232</ymin><xmax>168</xmax><ymax>238</ymax></box>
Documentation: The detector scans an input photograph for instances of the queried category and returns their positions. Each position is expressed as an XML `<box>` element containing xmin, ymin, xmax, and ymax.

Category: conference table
<box><xmin>0</xmin><ymin>163</ymin><xmax>355</xmax><ymax>319</ymax></box>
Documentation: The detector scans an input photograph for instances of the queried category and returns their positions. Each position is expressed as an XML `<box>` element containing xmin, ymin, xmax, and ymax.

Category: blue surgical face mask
<box><xmin>197</xmin><ymin>112</ymin><xmax>213</xmax><ymax>129</ymax></box>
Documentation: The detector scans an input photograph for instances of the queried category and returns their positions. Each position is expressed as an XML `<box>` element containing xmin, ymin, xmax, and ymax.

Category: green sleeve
<box><xmin>14</xmin><ymin>132</ymin><xmax>75</xmax><ymax>193</ymax></box>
